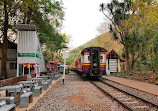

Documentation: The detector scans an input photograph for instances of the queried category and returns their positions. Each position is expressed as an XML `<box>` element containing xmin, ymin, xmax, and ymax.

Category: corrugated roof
<box><xmin>16</xmin><ymin>24</ymin><xmax>36</xmax><ymax>31</ymax></box>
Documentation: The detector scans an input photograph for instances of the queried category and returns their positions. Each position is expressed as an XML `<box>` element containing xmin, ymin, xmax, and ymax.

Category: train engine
<box><xmin>75</xmin><ymin>47</ymin><xmax>107</xmax><ymax>77</ymax></box>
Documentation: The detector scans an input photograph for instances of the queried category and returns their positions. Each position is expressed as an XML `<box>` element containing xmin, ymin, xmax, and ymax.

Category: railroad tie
<box><xmin>111</xmin><ymin>93</ymin><xmax>122</xmax><ymax>95</ymax></box>
<box><xmin>119</xmin><ymin>98</ymin><xmax>132</xmax><ymax>101</ymax></box>
<box><xmin>132</xmin><ymin>105</ymin><xmax>148</xmax><ymax>109</ymax></box>
<box><xmin>123</xmin><ymin>101</ymin><xmax>138</xmax><ymax>104</ymax></box>
<box><xmin>108</xmin><ymin>91</ymin><xmax>118</xmax><ymax>93</ymax></box>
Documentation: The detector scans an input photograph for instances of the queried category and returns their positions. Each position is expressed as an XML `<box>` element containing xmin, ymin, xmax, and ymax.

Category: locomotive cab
<box><xmin>90</xmin><ymin>49</ymin><xmax>100</xmax><ymax>76</ymax></box>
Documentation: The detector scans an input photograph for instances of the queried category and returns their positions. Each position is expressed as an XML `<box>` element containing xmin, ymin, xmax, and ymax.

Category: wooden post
<box><xmin>17</xmin><ymin>63</ymin><xmax>19</xmax><ymax>77</ymax></box>
<box><xmin>23</xmin><ymin>64</ymin><xmax>24</xmax><ymax>76</ymax></box>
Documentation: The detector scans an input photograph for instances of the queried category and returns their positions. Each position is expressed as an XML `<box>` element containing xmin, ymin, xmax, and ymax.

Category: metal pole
<box><xmin>35</xmin><ymin>64</ymin><xmax>37</xmax><ymax>78</ymax></box>
<box><xmin>63</xmin><ymin>58</ymin><xmax>66</xmax><ymax>84</ymax></box>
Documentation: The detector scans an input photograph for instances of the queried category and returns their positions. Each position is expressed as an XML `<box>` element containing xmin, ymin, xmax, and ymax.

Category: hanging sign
<box><xmin>18</xmin><ymin>53</ymin><xmax>36</xmax><ymax>57</ymax></box>
<box><xmin>36</xmin><ymin>54</ymin><xmax>41</xmax><ymax>58</ymax></box>
<box><xmin>18</xmin><ymin>53</ymin><xmax>41</xmax><ymax>58</ymax></box>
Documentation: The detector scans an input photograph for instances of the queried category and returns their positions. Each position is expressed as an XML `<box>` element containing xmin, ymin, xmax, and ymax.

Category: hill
<box><xmin>67</xmin><ymin>32</ymin><xmax>123</xmax><ymax>65</ymax></box>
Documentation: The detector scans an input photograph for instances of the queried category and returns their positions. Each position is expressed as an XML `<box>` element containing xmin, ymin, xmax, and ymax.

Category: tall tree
<box><xmin>121</xmin><ymin>0</ymin><xmax>158</xmax><ymax>71</ymax></box>
<box><xmin>0</xmin><ymin>0</ymin><xmax>18</xmax><ymax>79</ymax></box>
<box><xmin>100</xmin><ymin>0</ymin><xmax>132</xmax><ymax>70</ymax></box>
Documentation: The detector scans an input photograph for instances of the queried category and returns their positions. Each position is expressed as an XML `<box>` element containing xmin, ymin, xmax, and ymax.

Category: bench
<box><xmin>0</xmin><ymin>104</ymin><xmax>16</xmax><ymax>111</ymax></box>
<box><xmin>34</xmin><ymin>86</ymin><xmax>42</xmax><ymax>97</ymax></box>
<box><xmin>20</xmin><ymin>92</ymin><xmax>33</xmax><ymax>108</ymax></box>
<box><xmin>42</xmin><ymin>82</ymin><xmax>49</xmax><ymax>90</ymax></box>
<box><xmin>54</xmin><ymin>74</ymin><xmax>61</xmax><ymax>80</ymax></box>
<box><xmin>47</xmin><ymin>79</ymin><xmax>52</xmax><ymax>86</ymax></box>
<box><xmin>0</xmin><ymin>97</ymin><xmax>15</xmax><ymax>104</ymax></box>
<box><xmin>0</xmin><ymin>101</ymin><xmax>6</xmax><ymax>106</ymax></box>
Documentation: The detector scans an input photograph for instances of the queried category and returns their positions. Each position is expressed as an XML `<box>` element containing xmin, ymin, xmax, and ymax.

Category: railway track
<box><xmin>91</xmin><ymin>77</ymin><xmax>158</xmax><ymax>111</ymax></box>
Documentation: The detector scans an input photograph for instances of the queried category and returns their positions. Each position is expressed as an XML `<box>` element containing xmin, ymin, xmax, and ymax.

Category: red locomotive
<box><xmin>70</xmin><ymin>47</ymin><xmax>125</xmax><ymax>77</ymax></box>
<box><xmin>71</xmin><ymin>47</ymin><xmax>107</xmax><ymax>77</ymax></box>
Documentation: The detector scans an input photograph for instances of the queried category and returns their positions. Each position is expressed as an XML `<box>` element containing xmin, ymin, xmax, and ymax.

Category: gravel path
<box><xmin>29</xmin><ymin>72</ymin><xmax>126</xmax><ymax>111</ymax></box>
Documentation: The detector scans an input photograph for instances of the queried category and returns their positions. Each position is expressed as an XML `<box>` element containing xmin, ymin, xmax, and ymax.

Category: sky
<box><xmin>62</xmin><ymin>0</ymin><xmax>110</xmax><ymax>50</ymax></box>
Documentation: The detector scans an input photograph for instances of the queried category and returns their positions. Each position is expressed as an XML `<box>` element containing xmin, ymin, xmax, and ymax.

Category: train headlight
<box><xmin>94</xmin><ymin>63</ymin><xmax>97</xmax><ymax>66</ymax></box>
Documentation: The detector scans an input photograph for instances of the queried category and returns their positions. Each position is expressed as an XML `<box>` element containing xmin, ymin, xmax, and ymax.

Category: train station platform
<box><xmin>102</xmin><ymin>75</ymin><xmax>158</xmax><ymax>96</ymax></box>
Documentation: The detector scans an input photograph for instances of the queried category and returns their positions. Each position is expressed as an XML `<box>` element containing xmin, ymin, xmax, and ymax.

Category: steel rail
<box><xmin>99</xmin><ymin>77</ymin><xmax>158</xmax><ymax>108</ymax></box>
<box><xmin>91</xmin><ymin>81</ymin><xmax>135</xmax><ymax>111</ymax></box>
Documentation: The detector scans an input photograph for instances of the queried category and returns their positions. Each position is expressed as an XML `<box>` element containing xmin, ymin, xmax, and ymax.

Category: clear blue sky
<box><xmin>62</xmin><ymin>0</ymin><xmax>110</xmax><ymax>49</ymax></box>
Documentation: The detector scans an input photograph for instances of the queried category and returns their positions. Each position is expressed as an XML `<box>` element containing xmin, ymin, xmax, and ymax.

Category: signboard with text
<box><xmin>63</xmin><ymin>52</ymin><xmax>69</xmax><ymax>58</ymax></box>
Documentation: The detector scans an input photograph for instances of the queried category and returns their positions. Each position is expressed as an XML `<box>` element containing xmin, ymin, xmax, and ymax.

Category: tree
<box><xmin>0</xmin><ymin>0</ymin><xmax>19</xmax><ymax>79</ymax></box>
<box><xmin>100</xmin><ymin>0</ymin><xmax>158</xmax><ymax>70</ymax></box>
<box><xmin>122</xmin><ymin>0</ymin><xmax>158</xmax><ymax>71</ymax></box>
<box><xmin>100</xmin><ymin>0</ymin><xmax>132</xmax><ymax>70</ymax></box>
<box><xmin>0</xmin><ymin>0</ymin><xmax>67</xmax><ymax>79</ymax></box>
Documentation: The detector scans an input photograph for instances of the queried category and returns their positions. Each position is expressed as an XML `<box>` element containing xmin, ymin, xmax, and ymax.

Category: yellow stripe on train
<box><xmin>84</xmin><ymin>64</ymin><xmax>91</xmax><ymax>65</ymax></box>
<box><xmin>84</xmin><ymin>52</ymin><xmax>90</xmax><ymax>55</ymax></box>
<box><xmin>100</xmin><ymin>63</ymin><xmax>106</xmax><ymax>65</ymax></box>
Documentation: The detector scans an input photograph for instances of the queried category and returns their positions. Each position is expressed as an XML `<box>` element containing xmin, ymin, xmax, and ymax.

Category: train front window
<box><xmin>100</xmin><ymin>56</ymin><xmax>103</xmax><ymax>60</ymax></box>
<box><xmin>91</xmin><ymin>50</ymin><xmax>100</xmax><ymax>68</ymax></box>
<box><xmin>88</xmin><ymin>56</ymin><xmax>90</xmax><ymax>60</ymax></box>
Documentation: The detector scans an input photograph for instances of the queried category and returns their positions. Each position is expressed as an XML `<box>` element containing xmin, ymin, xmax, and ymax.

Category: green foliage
<box><xmin>0</xmin><ymin>0</ymin><xmax>68</xmax><ymax>78</ymax></box>
<box><xmin>100</xmin><ymin>0</ymin><xmax>158</xmax><ymax>71</ymax></box>
<box><xmin>155</xmin><ymin>76</ymin><xmax>158</xmax><ymax>81</ymax></box>
<box><xmin>68</xmin><ymin>32</ymin><xmax>123</xmax><ymax>65</ymax></box>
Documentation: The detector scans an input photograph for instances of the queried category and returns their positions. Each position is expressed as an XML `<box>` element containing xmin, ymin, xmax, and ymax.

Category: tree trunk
<box><xmin>125</xmin><ymin>48</ymin><xmax>130</xmax><ymax>70</ymax></box>
<box><xmin>152</xmin><ymin>44</ymin><xmax>155</xmax><ymax>72</ymax></box>
<box><xmin>26</xmin><ymin>9</ymin><xmax>32</xmax><ymax>24</ymax></box>
<box><xmin>131</xmin><ymin>53</ymin><xmax>135</xmax><ymax>70</ymax></box>
<box><xmin>23</xmin><ymin>13</ymin><xmax>26</xmax><ymax>24</ymax></box>
<box><xmin>1</xmin><ymin>0</ymin><xmax>8</xmax><ymax>79</ymax></box>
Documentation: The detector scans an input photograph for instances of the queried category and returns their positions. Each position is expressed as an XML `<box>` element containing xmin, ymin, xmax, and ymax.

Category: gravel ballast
<box><xmin>104</xmin><ymin>79</ymin><xmax>158</xmax><ymax>104</ymax></box>
<box><xmin>29</xmin><ymin>72</ymin><xmax>126</xmax><ymax>111</ymax></box>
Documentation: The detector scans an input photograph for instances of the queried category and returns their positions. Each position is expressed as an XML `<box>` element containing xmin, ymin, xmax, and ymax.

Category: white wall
<box><xmin>17</xmin><ymin>30</ymin><xmax>46</xmax><ymax>73</ymax></box>
<box><xmin>18</xmin><ymin>31</ymin><xmax>37</xmax><ymax>63</ymax></box>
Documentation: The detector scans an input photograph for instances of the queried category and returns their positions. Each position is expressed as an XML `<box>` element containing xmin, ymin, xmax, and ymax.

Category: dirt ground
<box><xmin>113</xmin><ymin>70</ymin><xmax>158</xmax><ymax>85</ymax></box>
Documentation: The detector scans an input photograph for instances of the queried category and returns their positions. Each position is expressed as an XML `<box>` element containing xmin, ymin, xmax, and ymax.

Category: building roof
<box><xmin>106</xmin><ymin>49</ymin><xmax>125</xmax><ymax>62</ymax></box>
<box><xmin>49</xmin><ymin>60</ymin><xmax>60</xmax><ymax>63</ymax></box>
<box><xmin>16</xmin><ymin>24</ymin><xmax>36</xmax><ymax>31</ymax></box>
<box><xmin>81</xmin><ymin>47</ymin><xmax>107</xmax><ymax>53</ymax></box>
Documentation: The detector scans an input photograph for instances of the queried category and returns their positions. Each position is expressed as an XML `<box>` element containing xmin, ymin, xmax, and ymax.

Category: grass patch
<box><xmin>123</xmin><ymin>75</ymin><xmax>129</xmax><ymax>78</ymax></box>
<box><xmin>155</xmin><ymin>76</ymin><xmax>158</xmax><ymax>80</ymax></box>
